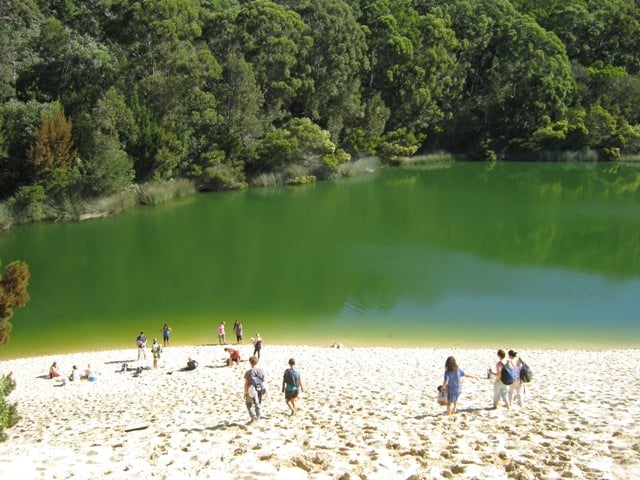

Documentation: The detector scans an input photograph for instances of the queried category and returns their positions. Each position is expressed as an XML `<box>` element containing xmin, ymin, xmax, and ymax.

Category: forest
<box><xmin>1</xmin><ymin>0</ymin><xmax>640</xmax><ymax>227</ymax></box>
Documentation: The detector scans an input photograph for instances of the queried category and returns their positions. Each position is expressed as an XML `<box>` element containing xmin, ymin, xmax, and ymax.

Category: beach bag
<box><xmin>500</xmin><ymin>362</ymin><xmax>516</xmax><ymax>385</ymax></box>
<box><xmin>249</xmin><ymin>370</ymin><xmax>265</xmax><ymax>401</ymax></box>
<box><xmin>437</xmin><ymin>386</ymin><xmax>447</xmax><ymax>406</ymax></box>
<box><xmin>519</xmin><ymin>360</ymin><xmax>532</xmax><ymax>383</ymax></box>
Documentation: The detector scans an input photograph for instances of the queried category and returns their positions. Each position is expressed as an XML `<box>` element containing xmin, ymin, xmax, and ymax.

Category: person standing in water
<box><xmin>218</xmin><ymin>321</ymin><xmax>226</xmax><ymax>345</ymax></box>
<box><xmin>161</xmin><ymin>323</ymin><xmax>172</xmax><ymax>347</ymax></box>
<box><xmin>233</xmin><ymin>320</ymin><xmax>243</xmax><ymax>344</ymax></box>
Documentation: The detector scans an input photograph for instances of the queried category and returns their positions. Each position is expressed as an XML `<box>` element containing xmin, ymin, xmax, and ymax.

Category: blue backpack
<box><xmin>500</xmin><ymin>362</ymin><xmax>516</xmax><ymax>385</ymax></box>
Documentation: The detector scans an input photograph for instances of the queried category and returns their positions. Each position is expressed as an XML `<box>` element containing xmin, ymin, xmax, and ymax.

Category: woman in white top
<box><xmin>508</xmin><ymin>350</ymin><xmax>523</xmax><ymax>407</ymax></box>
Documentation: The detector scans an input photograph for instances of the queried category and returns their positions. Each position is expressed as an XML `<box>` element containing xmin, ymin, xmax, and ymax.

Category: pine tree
<box><xmin>27</xmin><ymin>104</ymin><xmax>77</xmax><ymax>179</ymax></box>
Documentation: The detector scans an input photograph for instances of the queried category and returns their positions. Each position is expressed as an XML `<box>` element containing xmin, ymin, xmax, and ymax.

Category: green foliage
<box><xmin>0</xmin><ymin>0</ymin><xmax>639</xmax><ymax>221</ymax></box>
<box><xmin>137</xmin><ymin>179</ymin><xmax>196</xmax><ymax>206</ymax></box>
<box><xmin>287</xmin><ymin>174</ymin><xmax>316</xmax><ymax>185</ymax></box>
<box><xmin>0</xmin><ymin>260</ymin><xmax>30</xmax><ymax>346</ymax></box>
<box><xmin>322</xmin><ymin>148</ymin><xmax>351</xmax><ymax>172</ymax></box>
<box><xmin>378</xmin><ymin>128</ymin><xmax>423</xmax><ymax>165</ymax></box>
<box><xmin>0</xmin><ymin>373</ymin><xmax>18</xmax><ymax>441</ymax></box>
<box><xmin>191</xmin><ymin>150</ymin><xmax>247</xmax><ymax>191</ymax></box>
<box><xmin>256</xmin><ymin>118</ymin><xmax>336</xmax><ymax>171</ymax></box>
<box><xmin>10</xmin><ymin>185</ymin><xmax>48</xmax><ymax>224</ymax></box>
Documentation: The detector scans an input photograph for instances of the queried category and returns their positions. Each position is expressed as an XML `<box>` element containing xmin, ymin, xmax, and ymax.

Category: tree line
<box><xmin>1</xmin><ymin>0</ymin><xmax>639</xmax><ymax>226</ymax></box>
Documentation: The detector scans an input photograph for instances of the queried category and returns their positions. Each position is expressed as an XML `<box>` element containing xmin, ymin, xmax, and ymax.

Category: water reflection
<box><xmin>1</xmin><ymin>162</ymin><xmax>639</xmax><ymax>356</ymax></box>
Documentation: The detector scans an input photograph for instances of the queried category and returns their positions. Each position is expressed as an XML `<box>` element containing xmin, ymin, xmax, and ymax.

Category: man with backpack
<box><xmin>282</xmin><ymin>358</ymin><xmax>304</xmax><ymax>416</ymax></box>
<box><xmin>244</xmin><ymin>355</ymin><xmax>266</xmax><ymax>423</ymax></box>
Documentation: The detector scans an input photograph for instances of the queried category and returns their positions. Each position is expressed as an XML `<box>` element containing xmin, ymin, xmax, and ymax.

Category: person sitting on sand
<box><xmin>69</xmin><ymin>365</ymin><xmax>81</xmax><ymax>382</ymax></box>
<box><xmin>186</xmin><ymin>358</ymin><xmax>198</xmax><ymax>370</ymax></box>
<box><xmin>442</xmin><ymin>356</ymin><xmax>478</xmax><ymax>415</ymax></box>
<box><xmin>224</xmin><ymin>347</ymin><xmax>240</xmax><ymax>366</ymax></box>
<box><xmin>49</xmin><ymin>362</ymin><xmax>61</xmax><ymax>379</ymax></box>
<box><xmin>85</xmin><ymin>364</ymin><xmax>97</xmax><ymax>382</ymax></box>
<box><xmin>491</xmin><ymin>349</ymin><xmax>510</xmax><ymax>410</ymax></box>
<box><xmin>282</xmin><ymin>358</ymin><xmax>304</xmax><ymax>416</ymax></box>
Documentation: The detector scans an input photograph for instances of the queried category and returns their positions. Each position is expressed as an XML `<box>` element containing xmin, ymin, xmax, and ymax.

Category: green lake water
<box><xmin>1</xmin><ymin>162</ymin><xmax>639</xmax><ymax>358</ymax></box>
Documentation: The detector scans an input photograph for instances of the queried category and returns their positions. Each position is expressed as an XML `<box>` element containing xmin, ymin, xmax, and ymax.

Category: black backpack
<box><xmin>519</xmin><ymin>360</ymin><xmax>532</xmax><ymax>383</ymax></box>
<box><xmin>283</xmin><ymin>368</ymin><xmax>299</xmax><ymax>390</ymax></box>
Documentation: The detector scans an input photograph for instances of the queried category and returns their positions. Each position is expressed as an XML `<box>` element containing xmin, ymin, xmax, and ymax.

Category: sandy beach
<box><xmin>0</xmin><ymin>345</ymin><xmax>638</xmax><ymax>479</ymax></box>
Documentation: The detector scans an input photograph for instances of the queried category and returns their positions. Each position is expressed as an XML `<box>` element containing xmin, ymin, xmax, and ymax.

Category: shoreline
<box><xmin>1</xmin><ymin>345</ymin><xmax>639</xmax><ymax>479</ymax></box>
<box><xmin>2</xmin><ymin>335</ymin><xmax>638</xmax><ymax>361</ymax></box>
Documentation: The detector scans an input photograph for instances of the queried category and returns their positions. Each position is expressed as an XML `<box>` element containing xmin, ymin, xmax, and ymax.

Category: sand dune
<box><xmin>0</xmin><ymin>345</ymin><xmax>638</xmax><ymax>479</ymax></box>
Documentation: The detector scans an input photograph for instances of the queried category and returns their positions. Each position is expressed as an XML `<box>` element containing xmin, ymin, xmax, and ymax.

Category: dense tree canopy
<box><xmin>1</xmin><ymin>0</ymin><xmax>639</xmax><ymax>221</ymax></box>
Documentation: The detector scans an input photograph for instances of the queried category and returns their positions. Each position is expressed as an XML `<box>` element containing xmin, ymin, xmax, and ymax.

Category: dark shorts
<box><xmin>285</xmin><ymin>390</ymin><xmax>299</xmax><ymax>400</ymax></box>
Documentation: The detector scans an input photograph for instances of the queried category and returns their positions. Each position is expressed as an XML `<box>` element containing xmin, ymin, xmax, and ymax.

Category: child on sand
<box><xmin>441</xmin><ymin>356</ymin><xmax>478</xmax><ymax>415</ymax></box>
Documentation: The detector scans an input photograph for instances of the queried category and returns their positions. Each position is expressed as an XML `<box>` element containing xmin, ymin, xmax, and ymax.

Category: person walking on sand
<box><xmin>244</xmin><ymin>356</ymin><xmax>266</xmax><ymax>423</ymax></box>
<box><xmin>151</xmin><ymin>338</ymin><xmax>162</xmax><ymax>368</ymax></box>
<box><xmin>218</xmin><ymin>321</ymin><xmax>226</xmax><ymax>345</ymax></box>
<box><xmin>252</xmin><ymin>333</ymin><xmax>263</xmax><ymax>358</ymax></box>
<box><xmin>234</xmin><ymin>320</ymin><xmax>243</xmax><ymax>344</ymax></box>
<box><xmin>491</xmin><ymin>349</ymin><xmax>511</xmax><ymax>410</ymax></box>
<box><xmin>507</xmin><ymin>350</ymin><xmax>523</xmax><ymax>407</ymax></box>
<box><xmin>161</xmin><ymin>323</ymin><xmax>172</xmax><ymax>347</ymax></box>
<box><xmin>442</xmin><ymin>356</ymin><xmax>478</xmax><ymax>415</ymax></box>
<box><xmin>282</xmin><ymin>358</ymin><xmax>304</xmax><ymax>416</ymax></box>
<box><xmin>136</xmin><ymin>332</ymin><xmax>147</xmax><ymax>360</ymax></box>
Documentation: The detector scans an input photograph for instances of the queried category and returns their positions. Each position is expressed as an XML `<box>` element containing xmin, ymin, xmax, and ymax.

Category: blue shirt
<box><xmin>444</xmin><ymin>368</ymin><xmax>465</xmax><ymax>395</ymax></box>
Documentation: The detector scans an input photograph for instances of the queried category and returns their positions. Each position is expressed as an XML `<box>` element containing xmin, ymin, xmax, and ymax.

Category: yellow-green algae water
<box><xmin>1</xmin><ymin>162</ymin><xmax>639</xmax><ymax>359</ymax></box>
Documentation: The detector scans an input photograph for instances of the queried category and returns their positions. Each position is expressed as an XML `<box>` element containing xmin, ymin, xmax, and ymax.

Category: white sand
<box><xmin>0</xmin><ymin>345</ymin><xmax>638</xmax><ymax>479</ymax></box>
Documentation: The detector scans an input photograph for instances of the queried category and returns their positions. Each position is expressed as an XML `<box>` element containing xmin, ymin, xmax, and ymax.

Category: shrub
<box><xmin>137</xmin><ymin>179</ymin><xmax>196</xmax><ymax>206</ymax></box>
<box><xmin>287</xmin><ymin>175</ymin><xmax>316</xmax><ymax>185</ymax></box>
<box><xmin>0</xmin><ymin>203</ymin><xmax>13</xmax><ymax>233</ymax></box>
<box><xmin>251</xmin><ymin>172</ymin><xmax>285</xmax><ymax>187</ymax></box>
<box><xmin>337</xmin><ymin>157</ymin><xmax>380</xmax><ymax>177</ymax></box>
<box><xmin>0</xmin><ymin>373</ymin><xmax>17</xmax><ymax>441</ymax></box>
<box><xmin>10</xmin><ymin>185</ymin><xmax>49</xmax><ymax>224</ymax></box>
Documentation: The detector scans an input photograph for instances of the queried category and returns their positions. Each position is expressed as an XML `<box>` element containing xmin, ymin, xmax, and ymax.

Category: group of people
<box><xmin>243</xmin><ymin>355</ymin><xmax>304</xmax><ymax>422</ymax></box>
<box><xmin>49</xmin><ymin>361</ymin><xmax>96</xmax><ymax>383</ymax></box>
<box><xmin>440</xmin><ymin>349</ymin><xmax>527</xmax><ymax>415</ymax></box>
<box><xmin>135</xmin><ymin>332</ymin><xmax>164</xmax><ymax>368</ymax></box>
<box><xmin>217</xmin><ymin>320</ymin><xmax>245</xmax><ymax>345</ymax></box>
